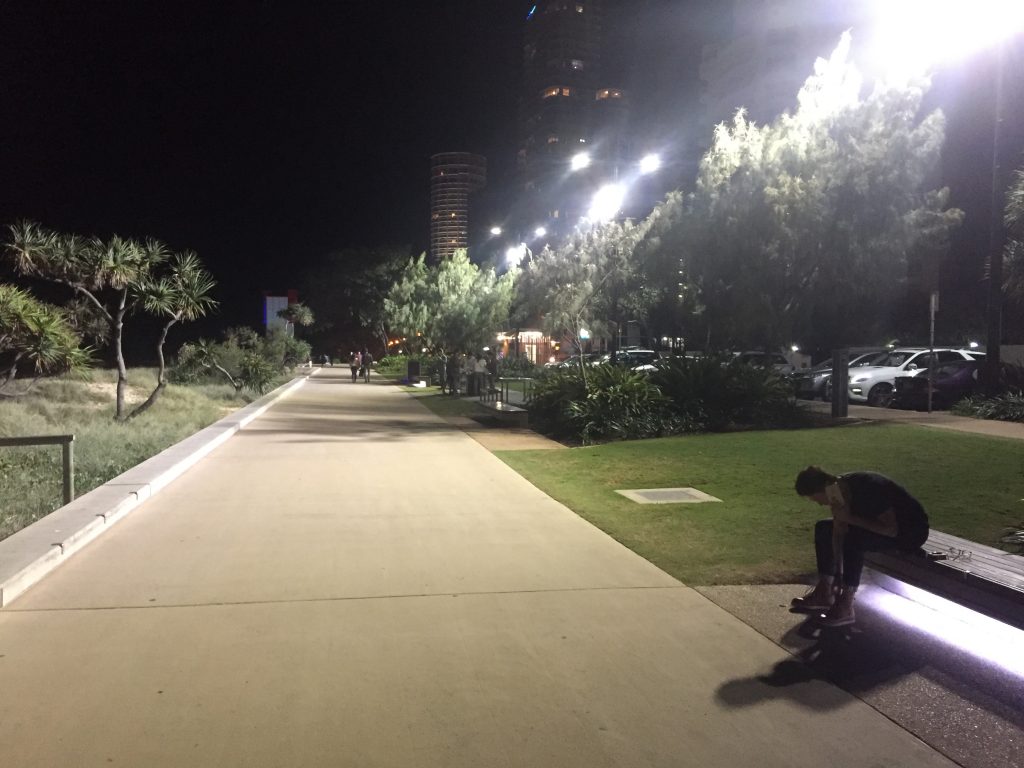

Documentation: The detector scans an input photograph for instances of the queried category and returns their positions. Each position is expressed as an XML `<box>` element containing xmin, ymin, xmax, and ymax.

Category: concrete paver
<box><xmin>1</xmin><ymin>370</ymin><xmax>961</xmax><ymax>766</ymax></box>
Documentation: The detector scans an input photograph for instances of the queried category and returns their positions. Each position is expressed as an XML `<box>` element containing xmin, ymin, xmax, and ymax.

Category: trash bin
<box><xmin>407</xmin><ymin>360</ymin><xmax>421</xmax><ymax>382</ymax></box>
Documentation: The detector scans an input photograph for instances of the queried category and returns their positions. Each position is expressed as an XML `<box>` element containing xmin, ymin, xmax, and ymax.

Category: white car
<box><xmin>732</xmin><ymin>351</ymin><xmax>796</xmax><ymax>376</ymax></box>
<box><xmin>847</xmin><ymin>348</ymin><xmax>980</xmax><ymax>407</ymax></box>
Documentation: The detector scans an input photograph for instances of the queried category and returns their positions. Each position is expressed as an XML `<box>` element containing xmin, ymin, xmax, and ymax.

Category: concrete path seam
<box><xmin>2</xmin><ymin>583</ymin><xmax>690</xmax><ymax>613</ymax></box>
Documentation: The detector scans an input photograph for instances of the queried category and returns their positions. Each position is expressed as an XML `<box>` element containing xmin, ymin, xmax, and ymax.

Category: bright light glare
<box><xmin>571</xmin><ymin>151</ymin><xmax>591</xmax><ymax>171</ymax></box>
<box><xmin>791</xmin><ymin>344</ymin><xmax>800</xmax><ymax>352</ymax></box>
<box><xmin>969</xmin><ymin>341</ymin><xmax>980</xmax><ymax>349</ymax></box>
<box><xmin>639</xmin><ymin>153</ymin><xmax>662</xmax><ymax>174</ymax></box>
<box><xmin>868</xmin><ymin>0</ymin><xmax>1024</xmax><ymax>82</ymax></box>
<box><xmin>534</xmin><ymin>226</ymin><xmax>547</xmax><ymax>238</ymax></box>
<box><xmin>861</xmin><ymin>583</ymin><xmax>1024</xmax><ymax>678</ymax></box>
<box><xmin>505</xmin><ymin>243</ymin><xmax>527</xmax><ymax>266</ymax></box>
<box><xmin>489</xmin><ymin>226</ymin><xmax>502</xmax><ymax>236</ymax></box>
<box><xmin>588</xmin><ymin>183</ymin><xmax>626</xmax><ymax>223</ymax></box>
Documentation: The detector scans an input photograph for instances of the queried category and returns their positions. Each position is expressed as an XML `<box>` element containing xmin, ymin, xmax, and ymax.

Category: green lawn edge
<box><xmin>494</xmin><ymin>423</ymin><xmax>1024</xmax><ymax>586</ymax></box>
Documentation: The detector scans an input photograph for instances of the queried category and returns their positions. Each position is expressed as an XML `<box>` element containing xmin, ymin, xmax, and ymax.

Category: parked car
<box><xmin>792</xmin><ymin>350</ymin><xmax>888</xmax><ymax>400</ymax></box>
<box><xmin>550</xmin><ymin>353</ymin><xmax>603</xmax><ymax>370</ymax></box>
<box><xmin>848</xmin><ymin>348</ymin><xmax>981</xmax><ymax>407</ymax></box>
<box><xmin>591</xmin><ymin>349</ymin><xmax>662</xmax><ymax>371</ymax></box>
<box><xmin>892</xmin><ymin>359</ymin><xmax>982</xmax><ymax>410</ymax></box>
<box><xmin>732</xmin><ymin>351</ymin><xmax>795</xmax><ymax>376</ymax></box>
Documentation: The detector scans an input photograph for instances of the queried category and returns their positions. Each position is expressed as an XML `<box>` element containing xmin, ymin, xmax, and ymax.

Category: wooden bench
<box><xmin>476</xmin><ymin>399</ymin><xmax>529</xmax><ymax>427</ymax></box>
<box><xmin>865</xmin><ymin>529</ymin><xmax>1024</xmax><ymax>630</ymax></box>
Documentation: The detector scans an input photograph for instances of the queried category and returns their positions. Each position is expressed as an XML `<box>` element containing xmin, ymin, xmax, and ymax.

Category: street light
<box><xmin>489</xmin><ymin>226</ymin><xmax>503</xmax><ymax>236</ymax></box>
<box><xmin>866</xmin><ymin>0</ymin><xmax>1024</xmax><ymax>390</ymax></box>
<box><xmin>505</xmin><ymin>243</ymin><xmax>529</xmax><ymax>268</ymax></box>
<box><xmin>533</xmin><ymin>226</ymin><xmax>547</xmax><ymax>239</ymax></box>
<box><xmin>588</xmin><ymin>183</ymin><xmax>626</xmax><ymax>223</ymax></box>
<box><xmin>571</xmin><ymin>151</ymin><xmax>591</xmax><ymax>171</ymax></box>
<box><xmin>866</xmin><ymin>0</ymin><xmax>1024</xmax><ymax>83</ymax></box>
<box><xmin>639</xmin><ymin>153</ymin><xmax>662</xmax><ymax>175</ymax></box>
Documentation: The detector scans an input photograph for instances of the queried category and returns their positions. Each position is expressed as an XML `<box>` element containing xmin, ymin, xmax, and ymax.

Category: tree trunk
<box><xmin>113</xmin><ymin>290</ymin><xmax>129</xmax><ymax>421</ymax></box>
<box><xmin>125</xmin><ymin>316</ymin><xmax>177</xmax><ymax>421</ymax></box>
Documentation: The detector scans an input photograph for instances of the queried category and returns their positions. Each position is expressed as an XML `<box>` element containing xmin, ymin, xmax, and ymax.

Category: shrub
<box><xmin>952</xmin><ymin>393</ymin><xmax>1024</xmax><ymax>422</ymax></box>
<box><xmin>171</xmin><ymin>326</ymin><xmax>303</xmax><ymax>394</ymax></box>
<box><xmin>529</xmin><ymin>364</ymin><xmax>679</xmax><ymax>444</ymax></box>
<box><xmin>649</xmin><ymin>354</ymin><xmax>800</xmax><ymax>431</ymax></box>
<box><xmin>377</xmin><ymin>354</ymin><xmax>435</xmax><ymax>379</ymax></box>
<box><xmin>499</xmin><ymin>355</ymin><xmax>540</xmax><ymax>378</ymax></box>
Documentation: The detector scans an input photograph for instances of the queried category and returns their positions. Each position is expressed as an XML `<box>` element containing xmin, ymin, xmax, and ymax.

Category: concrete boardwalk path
<box><xmin>1</xmin><ymin>369</ymin><xmax>955</xmax><ymax>767</ymax></box>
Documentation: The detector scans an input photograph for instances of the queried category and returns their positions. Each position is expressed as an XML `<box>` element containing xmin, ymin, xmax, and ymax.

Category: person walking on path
<box><xmin>791</xmin><ymin>466</ymin><xmax>930</xmax><ymax>627</ymax></box>
<box><xmin>349</xmin><ymin>351</ymin><xmax>361</xmax><ymax>383</ymax></box>
<box><xmin>361</xmin><ymin>349</ymin><xmax>374</xmax><ymax>382</ymax></box>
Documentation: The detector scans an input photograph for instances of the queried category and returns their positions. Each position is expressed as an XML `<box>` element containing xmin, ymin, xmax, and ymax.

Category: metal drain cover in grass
<box><xmin>615</xmin><ymin>487</ymin><xmax>722</xmax><ymax>504</ymax></box>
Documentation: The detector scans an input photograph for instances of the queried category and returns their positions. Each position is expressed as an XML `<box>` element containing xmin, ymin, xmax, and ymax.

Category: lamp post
<box><xmin>983</xmin><ymin>41</ymin><xmax>1007</xmax><ymax>392</ymax></box>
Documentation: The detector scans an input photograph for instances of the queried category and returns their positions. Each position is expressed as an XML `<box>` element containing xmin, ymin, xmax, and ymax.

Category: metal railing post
<box><xmin>0</xmin><ymin>434</ymin><xmax>76</xmax><ymax>506</ymax></box>
<box><xmin>63</xmin><ymin>437</ymin><xmax>75</xmax><ymax>504</ymax></box>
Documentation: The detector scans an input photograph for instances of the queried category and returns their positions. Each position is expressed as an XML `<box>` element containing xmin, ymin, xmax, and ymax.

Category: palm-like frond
<box><xmin>1005</xmin><ymin>168</ymin><xmax>1024</xmax><ymax>237</ymax></box>
<box><xmin>137</xmin><ymin>251</ymin><xmax>218</xmax><ymax>320</ymax></box>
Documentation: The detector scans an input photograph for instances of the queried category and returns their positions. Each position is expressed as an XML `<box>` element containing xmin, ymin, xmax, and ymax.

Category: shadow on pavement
<box><xmin>716</xmin><ymin>618</ymin><xmax>917</xmax><ymax>711</ymax></box>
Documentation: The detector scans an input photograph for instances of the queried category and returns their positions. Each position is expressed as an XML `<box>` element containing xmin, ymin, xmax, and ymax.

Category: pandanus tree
<box><xmin>6</xmin><ymin>221</ymin><xmax>215</xmax><ymax>420</ymax></box>
<box><xmin>129</xmin><ymin>251</ymin><xmax>217</xmax><ymax>419</ymax></box>
<box><xmin>0</xmin><ymin>284</ymin><xmax>91</xmax><ymax>397</ymax></box>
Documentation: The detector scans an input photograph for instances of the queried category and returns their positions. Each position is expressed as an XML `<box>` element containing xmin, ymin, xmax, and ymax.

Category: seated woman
<box><xmin>792</xmin><ymin>466</ymin><xmax>930</xmax><ymax>627</ymax></box>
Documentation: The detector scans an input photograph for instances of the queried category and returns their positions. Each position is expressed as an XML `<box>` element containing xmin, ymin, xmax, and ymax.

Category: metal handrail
<box><xmin>0</xmin><ymin>435</ymin><xmax>75</xmax><ymax>504</ymax></box>
<box><xmin>496</xmin><ymin>377</ymin><xmax>534</xmax><ymax>406</ymax></box>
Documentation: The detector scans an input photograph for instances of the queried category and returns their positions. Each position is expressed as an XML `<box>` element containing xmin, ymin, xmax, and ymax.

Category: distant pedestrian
<box><xmin>350</xmin><ymin>351</ymin><xmax>361</xmax><ymax>382</ymax></box>
<box><xmin>361</xmin><ymin>349</ymin><xmax>373</xmax><ymax>382</ymax></box>
<box><xmin>474</xmin><ymin>353</ymin><xmax>487</xmax><ymax>395</ymax></box>
<box><xmin>791</xmin><ymin>467</ymin><xmax>929</xmax><ymax>627</ymax></box>
<box><xmin>485</xmin><ymin>351</ymin><xmax>498</xmax><ymax>392</ymax></box>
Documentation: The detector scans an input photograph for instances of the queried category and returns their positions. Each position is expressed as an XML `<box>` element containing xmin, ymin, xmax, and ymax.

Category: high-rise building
<box><xmin>429</xmin><ymin>152</ymin><xmax>487</xmax><ymax>262</ymax></box>
<box><xmin>516</xmin><ymin>0</ymin><xmax>633</xmax><ymax>233</ymax></box>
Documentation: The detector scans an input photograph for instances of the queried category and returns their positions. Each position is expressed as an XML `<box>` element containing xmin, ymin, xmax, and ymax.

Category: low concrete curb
<box><xmin>0</xmin><ymin>372</ymin><xmax>316</xmax><ymax>607</ymax></box>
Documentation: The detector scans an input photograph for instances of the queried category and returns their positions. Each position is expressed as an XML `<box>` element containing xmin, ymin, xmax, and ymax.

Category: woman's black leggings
<box><xmin>814</xmin><ymin>519</ymin><xmax>909</xmax><ymax>588</ymax></box>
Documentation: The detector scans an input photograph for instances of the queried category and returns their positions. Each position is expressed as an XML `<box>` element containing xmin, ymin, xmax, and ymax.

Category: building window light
<box><xmin>542</xmin><ymin>86</ymin><xmax>560</xmax><ymax>99</ymax></box>
<box><xmin>547</xmin><ymin>136</ymin><xmax>559</xmax><ymax>144</ymax></box>
<box><xmin>596</xmin><ymin>89</ymin><xmax>609</xmax><ymax>100</ymax></box>
<box><xmin>561</xmin><ymin>87</ymin><xmax>572</xmax><ymax>96</ymax></box>
<box><xmin>570</xmin><ymin>59</ymin><xmax>584</xmax><ymax>70</ymax></box>
<box><xmin>576</xmin><ymin>3</ymin><xmax>584</xmax><ymax>12</ymax></box>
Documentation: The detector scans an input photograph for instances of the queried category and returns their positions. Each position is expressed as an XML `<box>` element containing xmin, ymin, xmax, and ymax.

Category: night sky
<box><xmin>1</xmin><ymin>1</ymin><xmax>1022</xmax><ymax>335</ymax></box>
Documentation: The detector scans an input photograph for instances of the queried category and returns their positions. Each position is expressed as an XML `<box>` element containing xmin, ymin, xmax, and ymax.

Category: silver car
<box><xmin>847</xmin><ymin>348</ymin><xmax>979</xmax><ymax>407</ymax></box>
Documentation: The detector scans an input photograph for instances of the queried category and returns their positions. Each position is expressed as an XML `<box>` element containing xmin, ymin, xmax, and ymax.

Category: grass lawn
<box><xmin>495</xmin><ymin>423</ymin><xmax>1024</xmax><ymax>586</ymax></box>
<box><xmin>400</xmin><ymin>384</ymin><xmax>482</xmax><ymax>419</ymax></box>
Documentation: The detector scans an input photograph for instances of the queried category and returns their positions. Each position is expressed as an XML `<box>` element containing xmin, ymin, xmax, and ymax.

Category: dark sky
<box><xmin>0</xmin><ymin>0</ymin><xmax>526</xmax><ymax>325</ymax></box>
<box><xmin>1</xmin><ymin>0</ymin><xmax>1021</xmax><ymax>333</ymax></box>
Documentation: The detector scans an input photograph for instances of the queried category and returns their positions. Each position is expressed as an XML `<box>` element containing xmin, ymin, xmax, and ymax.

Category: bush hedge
<box><xmin>529</xmin><ymin>354</ymin><xmax>802</xmax><ymax>444</ymax></box>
